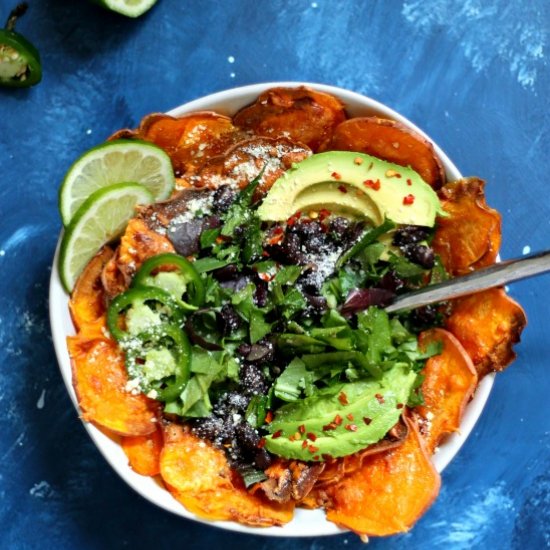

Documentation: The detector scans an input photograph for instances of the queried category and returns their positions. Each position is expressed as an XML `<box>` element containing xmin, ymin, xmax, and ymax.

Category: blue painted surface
<box><xmin>0</xmin><ymin>0</ymin><xmax>549</xmax><ymax>548</ymax></box>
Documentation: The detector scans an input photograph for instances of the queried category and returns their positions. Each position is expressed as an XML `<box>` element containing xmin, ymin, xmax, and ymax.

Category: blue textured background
<box><xmin>1</xmin><ymin>1</ymin><xmax>549</xmax><ymax>548</ymax></box>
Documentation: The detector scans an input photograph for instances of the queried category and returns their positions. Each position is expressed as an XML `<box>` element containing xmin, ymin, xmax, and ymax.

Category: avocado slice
<box><xmin>257</xmin><ymin>151</ymin><xmax>443</xmax><ymax>226</ymax></box>
<box><xmin>264</xmin><ymin>366</ymin><xmax>416</xmax><ymax>460</ymax></box>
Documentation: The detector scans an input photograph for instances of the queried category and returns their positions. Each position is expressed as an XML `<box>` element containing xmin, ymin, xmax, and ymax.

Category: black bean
<box><xmin>212</xmin><ymin>185</ymin><xmax>236</xmax><ymax>213</ymax></box>
<box><xmin>220</xmin><ymin>304</ymin><xmax>241</xmax><ymax>335</ymax></box>
<box><xmin>393</xmin><ymin>225</ymin><xmax>432</xmax><ymax>246</ymax></box>
<box><xmin>403</xmin><ymin>244</ymin><xmax>435</xmax><ymax>269</ymax></box>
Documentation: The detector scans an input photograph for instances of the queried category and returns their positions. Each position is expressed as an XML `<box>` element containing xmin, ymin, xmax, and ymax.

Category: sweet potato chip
<box><xmin>68</xmin><ymin>336</ymin><xmax>159</xmax><ymax>436</ymax></box>
<box><xmin>190</xmin><ymin>136</ymin><xmax>311</xmax><ymax>195</ymax></box>
<box><xmin>328</xmin><ymin>117</ymin><xmax>445</xmax><ymax>189</ymax></box>
<box><xmin>433</xmin><ymin>178</ymin><xmax>501</xmax><ymax>275</ymax></box>
<box><xmin>159</xmin><ymin>423</ymin><xmax>294</xmax><ymax>526</ymax></box>
<box><xmin>324</xmin><ymin>417</ymin><xmax>440</xmax><ymax>536</ymax></box>
<box><xmin>233</xmin><ymin>86</ymin><xmax>345</xmax><ymax>151</ymax></box>
<box><xmin>122</xmin><ymin>426</ymin><xmax>163</xmax><ymax>476</ymax></box>
<box><xmin>445</xmin><ymin>288</ymin><xmax>527</xmax><ymax>377</ymax></box>
<box><xmin>416</xmin><ymin>329</ymin><xmax>478</xmax><ymax>453</ymax></box>
<box><xmin>69</xmin><ymin>247</ymin><xmax>114</xmax><ymax>331</ymax></box>
<box><xmin>101</xmin><ymin>218</ymin><xmax>174</xmax><ymax>298</ymax></box>
<box><xmin>110</xmin><ymin>112</ymin><xmax>245</xmax><ymax>177</ymax></box>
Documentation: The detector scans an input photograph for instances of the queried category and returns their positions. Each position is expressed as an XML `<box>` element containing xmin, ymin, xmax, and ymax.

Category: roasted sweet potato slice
<box><xmin>160</xmin><ymin>423</ymin><xmax>294</xmax><ymax>526</ymax></box>
<box><xmin>315</xmin><ymin>419</ymin><xmax>410</xmax><ymax>490</ymax></box>
<box><xmin>67</xmin><ymin>337</ymin><xmax>159</xmax><ymax>436</ymax></box>
<box><xmin>328</xmin><ymin>117</ymin><xmax>445</xmax><ymax>189</ymax></box>
<box><xmin>101</xmin><ymin>218</ymin><xmax>174</xmax><ymax>297</ymax></box>
<box><xmin>122</xmin><ymin>426</ymin><xmax>163</xmax><ymax>476</ymax></box>
<box><xmin>69</xmin><ymin>247</ymin><xmax>114</xmax><ymax>331</ymax></box>
<box><xmin>445</xmin><ymin>288</ymin><xmax>527</xmax><ymax>377</ymax></box>
<box><xmin>325</xmin><ymin>417</ymin><xmax>440</xmax><ymax>537</ymax></box>
<box><xmin>233</xmin><ymin>86</ymin><xmax>346</xmax><ymax>151</ymax></box>
<box><xmin>190</xmin><ymin>136</ymin><xmax>311</xmax><ymax>195</ymax></box>
<box><xmin>416</xmin><ymin>329</ymin><xmax>478</xmax><ymax>453</ymax></box>
<box><xmin>433</xmin><ymin>178</ymin><xmax>501</xmax><ymax>275</ymax></box>
<box><xmin>110</xmin><ymin>112</ymin><xmax>246</xmax><ymax>177</ymax></box>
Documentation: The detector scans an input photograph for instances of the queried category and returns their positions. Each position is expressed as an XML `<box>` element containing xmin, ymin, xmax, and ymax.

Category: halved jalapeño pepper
<box><xmin>124</xmin><ymin>323</ymin><xmax>192</xmax><ymax>402</ymax></box>
<box><xmin>132</xmin><ymin>253</ymin><xmax>205</xmax><ymax>310</ymax></box>
<box><xmin>107</xmin><ymin>286</ymin><xmax>184</xmax><ymax>342</ymax></box>
<box><xmin>0</xmin><ymin>4</ymin><xmax>42</xmax><ymax>88</ymax></box>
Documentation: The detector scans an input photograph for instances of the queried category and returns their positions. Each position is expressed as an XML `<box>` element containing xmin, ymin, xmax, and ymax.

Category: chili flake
<box><xmin>334</xmin><ymin>414</ymin><xmax>343</xmax><ymax>426</ymax></box>
<box><xmin>302</xmin><ymin>440</ymin><xmax>308</xmax><ymax>449</ymax></box>
<box><xmin>322</xmin><ymin>422</ymin><xmax>337</xmax><ymax>431</ymax></box>
<box><xmin>258</xmin><ymin>438</ymin><xmax>266</xmax><ymax>449</ymax></box>
<box><xmin>318</xmin><ymin>208</ymin><xmax>331</xmax><ymax>221</ymax></box>
<box><xmin>298</xmin><ymin>424</ymin><xmax>306</xmax><ymax>434</ymax></box>
<box><xmin>363</xmin><ymin>417</ymin><xmax>372</xmax><ymax>425</ymax></box>
<box><xmin>338</xmin><ymin>392</ymin><xmax>349</xmax><ymax>405</ymax></box>
<box><xmin>354</xmin><ymin>157</ymin><xmax>363</xmax><ymax>165</ymax></box>
<box><xmin>332</xmin><ymin>171</ymin><xmax>342</xmax><ymax>180</ymax></box>
<box><xmin>345</xmin><ymin>424</ymin><xmax>358</xmax><ymax>432</ymax></box>
<box><xmin>321</xmin><ymin>453</ymin><xmax>333</xmax><ymax>461</ymax></box>
<box><xmin>346</xmin><ymin>413</ymin><xmax>354</xmax><ymax>421</ymax></box>
<box><xmin>403</xmin><ymin>194</ymin><xmax>415</xmax><ymax>205</ymax></box>
<box><xmin>363</xmin><ymin>179</ymin><xmax>381</xmax><ymax>191</ymax></box>
<box><xmin>406</xmin><ymin>178</ymin><xmax>412</xmax><ymax>186</ymax></box>
<box><xmin>396</xmin><ymin>403</ymin><xmax>404</xmax><ymax>409</ymax></box>
<box><xmin>308</xmin><ymin>444</ymin><xmax>319</xmax><ymax>453</ymax></box>
<box><xmin>338</xmin><ymin>184</ymin><xmax>348</xmax><ymax>194</ymax></box>
<box><xmin>385</xmin><ymin>169</ymin><xmax>402</xmax><ymax>178</ymax></box>
<box><xmin>375</xmin><ymin>393</ymin><xmax>385</xmax><ymax>404</ymax></box>
<box><xmin>307</xmin><ymin>432</ymin><xmax>317</xmax><ymax>442</ymax></box>
<box><xmin>265</xmin><ymin>411</ymin><xmax>273</xmax><ymax>423</ymax></box>
<box><xmin>272</xmin><ymin>430</ymin><xmax>283</xmax><ymax>439</ymax></box>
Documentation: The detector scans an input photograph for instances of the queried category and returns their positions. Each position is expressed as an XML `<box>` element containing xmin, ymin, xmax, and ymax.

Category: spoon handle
<box><xmin>385</xmin><ymin>250</ymin><xmax>550</xmax><ymax>313</ymax></box>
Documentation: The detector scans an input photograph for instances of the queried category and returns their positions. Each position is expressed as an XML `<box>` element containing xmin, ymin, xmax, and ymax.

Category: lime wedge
<box><xmin>59</xmin><ymin>140</ymin><xmax>174</xmax><ymax>226</ymax></box>
<box><xmin>59</xmin><ymin>182</ymin><xmax>154</xmax><ymax>292</ymax></box>
<box><xmin>93</xmin><ymin>0</ymin><xmax>158</xmax><ymax>17</ymax></box>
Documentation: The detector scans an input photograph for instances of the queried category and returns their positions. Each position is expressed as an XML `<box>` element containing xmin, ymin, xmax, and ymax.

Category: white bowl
<box><xmin>49</xmin><ymin>82</ymin><xmax>495</xmax><ymax>537</ymax></box>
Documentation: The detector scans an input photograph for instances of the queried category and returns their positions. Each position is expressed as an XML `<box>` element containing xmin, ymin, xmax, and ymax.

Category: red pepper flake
<box><xmin>262</xmin><ymin>250</ymin><xmax>270</xmax><ymax>257</ymax></box>
<box><xmin>273</xmin><ymin>227</ymin><xmax>284</xmax><ymax>235</ymax></box>
<box><xmin>302</xmin><ymin>440</ymin><xmax>308</xmax><ymax>449</ymax></box>
<box><xmin>332</xmin><ymin>171</ymin><xmax>342</xmax><ymax>180</ymax></box>
<box><xmin>337</xmin><ymin>184</ymin><xmax>348</xmax><ymax>194</ymax></box>
<box><xmin>406</xmin><ymin>178</ymin><xmax>412</xmax><ymax>186</ymax></box>
<box><xmin>396</xmin><ymin>403</ymin><xmax>404</xmax><ymax>409</ymax></box>
<box><xmin>322</xmin><ymin>422</ymin><xmax>337</xmax><ymax>431</ymax></box>
<box><xmin>363</xmin><ymin>417</ymin><xmax>372</xmax><ymax>425</ymax></box>
<box><xmin>265</xmin><ymin>411</ymin><xmax>273</xmax><ymax>423</ymax></box>
<box><xmin>318</xmin><ymin>208</ymin><xmax>331</xmax><ymax>221</ymax></box>
<box><xmin>363</xmin><ymin>178</ymin><xmax>381</xmax><ymax>191</ymax></box>
<box><xmin>313</xmin><ymin>455</ymin><xmax>320</xmax><ymax>461</ymax></box>
<box><xmin>307</xmin><ymin>432</ymin><xmax>317</xmax><ymax>442</ymax></box>
<box><xmin>258</xmin><ymin>438</ymin><xmax>266</xmax><ymax>449</ymax></box>
<box><xmin>338</xmin><ymin>392</ymin><xmax>349</xmax><ymax>405</ymax></box>
<box><xmin>268</xmin><ymin>234</ymin><xmax>284</xmax><ymax>245</ymax></box>
<box><xmin>308</xmin><ymin>445</ymin><xmax>319</xmax><ymax>453</ymax></box>
<box><xmin>288</xmin><ymin>434</ymin><xmax>296</xmax><ymax>442</ymax></box>
<box><xmin>403</xmin><ymin>194</ymin><xmax>415</xmax><ymax>205</ymax></box>
<box><xmin>354</xmin><ymin>157</ymin><xmax>363</xmax><ymax>165</ymax></box>
<box><xmin>298</xmin><ymin>424</ymin><xmax>306</xmax><ymax>434</ymax></box>
<box><xmin>287</xmin><ymin>211</ymin><xmax>302</xmax><ymax>226</ymax></box>
<box><xmin>345</xmin><ymin>424</ymin><xmax>358</xmax><ymax>432</ymax></box>
<box><xmin>346</xmin><ymin>413</ymin><xmax>354</xmax><ymax>421</ymax></box>
<box><xmin>375</xmin><ymin>393</ymin><xmax>385</xmax><ymax>404</ymax></box>
<box><xmin>321</xmin><ymin>453</ymin><xmax>333</xmax><ymax>461</ymax></box>
<box><xmin>272</xmin><ymin>430</ymin><xmax>283</xmax><ymax>439</ymax></box>
<box><xmin>258</xmin><ymin>272</ymin><xmax>272</xmax><ymax>282</ymax></box>
<box><xmin>334</xmin><ymin>414</ymin><xmax>343</xmax><ymax>426</ymax></box>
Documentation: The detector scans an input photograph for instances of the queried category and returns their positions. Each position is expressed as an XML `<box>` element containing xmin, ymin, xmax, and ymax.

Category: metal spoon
<box><xmin>385</xmin><ymin>250</ymin><xmax>550</xmax><ymax>313</ymax></box>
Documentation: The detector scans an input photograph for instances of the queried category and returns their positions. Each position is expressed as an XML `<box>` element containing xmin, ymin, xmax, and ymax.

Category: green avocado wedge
<box><xmin>257</xmin><ymin>151</ymin><xmax>444</xmax><ymax>227</ymax></box>
<box><xmin>264</xmin><ymin>365</ymin><xmax>416</xmax><ymax>460</ymax></box>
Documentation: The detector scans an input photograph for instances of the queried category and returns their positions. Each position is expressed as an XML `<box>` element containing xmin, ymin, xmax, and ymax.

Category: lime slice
<box><xmin>59</xmin><ymin>182</ymin><xmax>154</xmax><ymax>292</ymax></box>
<box><xmin>59</xmin><ymin>140</ymin><xmax>174</xmax><ymax>226</ymax></box>
<box><xmin>93</xmin><ymin>0</ymin><xmax>158</xmax><ymax>17</ymax></box>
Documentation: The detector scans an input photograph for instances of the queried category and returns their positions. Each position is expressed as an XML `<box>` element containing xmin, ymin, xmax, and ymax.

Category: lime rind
<box><xmin>95</xmin><ymin>0</ymin><xmax>158</xmax><ymax>17</ymax></box>
<box><xmin>59</xmin><ymin>140</ymin><xmax>174</xmax><ymax>226</ymax></box>
<box><xmin>59</xmin><ymin>182</ymin><xmax>154</xmax><ymax>292</ymax></box>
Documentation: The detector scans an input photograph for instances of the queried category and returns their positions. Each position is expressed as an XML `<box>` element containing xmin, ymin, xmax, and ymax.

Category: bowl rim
<box><xmin>49</xmin><ymin>81</ymin><xmax>495</xmax><ymax>537</ymax></box>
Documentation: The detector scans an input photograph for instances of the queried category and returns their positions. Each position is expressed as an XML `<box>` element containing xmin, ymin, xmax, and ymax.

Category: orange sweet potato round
<box><xmin>233</xmin><ymin>86</ymin><xmax>346</xmax><ymax>151</ymax></box>
<box><xmin>416</xmin><ymin>329</ymin><xmax>478</xmax><ymax>453</ymax></box>
<box><xmin>327</xmin><ymin>117</ymin><xmax>446</xmax><ymax>189</ymax></box>
<box><xmin>69</xmin><ymin>247</ymin><xmax>114</xmax><ymax>331</ymax></box>
<box><xmin>122</xmin><ymin>426</ymin><xmax>164</xmax><ymax>476</ymax></box>
<box><xmin>433</xmin><ymin>178</ymin><xmax>501</xmax><ymax>275</ymax></box>
<box><xmin>110</xmin><ymin>112</ymin><xmax>246</xmax><ymax>177</ymax></box>
<box><xmin>445</xmin><ymin>288</ymin><xmax>527</xmax><ymax>378</ymax></box>
<box><xmin>324</xmin><ymin>416</ymin><xmax>440</xmax><ymax>537</ymax></box>
<box><xmin>67</xmin><ymin>337</ymin><xmax>159</xmax><ymax>436</ymax></box>
<box><xmin>159</xmin><ymin>423</ymin><xmax>294</xmax><ymax>526</ymax></box>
